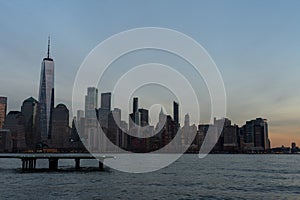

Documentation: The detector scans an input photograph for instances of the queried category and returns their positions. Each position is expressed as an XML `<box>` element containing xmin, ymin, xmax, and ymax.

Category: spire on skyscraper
<box><xmin>160</xmin><ymin>107</ymin><xmax>164</xmax><ymax>115</ymax></box>
<box><xmin>47</xmin><ymin>36</ymin><xmax>50</xmax><ymax>59</ymax></box>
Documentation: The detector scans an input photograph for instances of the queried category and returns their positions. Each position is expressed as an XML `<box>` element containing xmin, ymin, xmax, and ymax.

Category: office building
<box><xmin>0</xmin><ymin>97</ymin><xmax>7</xmax><ymax>129</ymax></box>
<box><xmin>173</xmin><ymin>101</ymin><xmax>179</xmax><ymax>131</ymax></box>
<box><xmin>85</xmin><ymin>87</ymin><xmax>99</xmax><ymax>151</ymax></box>
<box><xmin>3</xmin><ymin>111</ymin><xmax>26</xmax><ymax>152</ymax></box>
<box><xmin>38</xmin><ymin>37</ymin><xmax>55</xmax><ymax>140</ymax></box>
<box><xmin>241</xmin><ymin>118</ymin><xmax>270</xmax><ymax>151</ymax></box>
<box><xmin>50</xmin><ymin>104</ymin><xmax>70</xmax><ymax>149</ymax></box>
<box><xmin>101</xmin><ymin>92</ymin><xmax>111</xmax><ymax>110</ymax></box>
<box><xmin>21</xmin><ymin>97</ymin><xmax>39</xmax><ymax>149</ymax></box>
<box><xmin>0</xmin><ymin>129</ymin><xmax>12</xmax><ymax>152</ymax></box>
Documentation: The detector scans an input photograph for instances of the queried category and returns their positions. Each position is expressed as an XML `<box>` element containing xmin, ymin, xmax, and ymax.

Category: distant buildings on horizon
<box><xmin>0</xmin><ymin>39</ymin><xmax>297</xmax><ymax>154</ymax></box>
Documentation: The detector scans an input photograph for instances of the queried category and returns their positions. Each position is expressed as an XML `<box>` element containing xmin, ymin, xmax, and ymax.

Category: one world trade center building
<box><xmin>38</xmin><ymin>37</ymin><xmax>54</xmax><ymax>140</ymax></box>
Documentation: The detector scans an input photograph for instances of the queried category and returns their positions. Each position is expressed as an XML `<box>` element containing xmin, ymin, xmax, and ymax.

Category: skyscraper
<box><xmin>21</xmin><ymin>97</ymin><xmax>39</xmax><ymax>149</ymax></box>
<box><xmin>97</xmin><ymin>92</ymin><xmax>111</xmax><ymax>129</ymax></box>
<box><xmin>84</xmin><ymin>87</ymin><xmax>99</xmax><ymax>151</ymax></box>
<box><xmin>133</xmin><ymin>97</ymin><xmax>138</xmax><ymax>114</ymax></box>
<box><xmin>138</xmin><ymin>108</ymin><xmax>149</xmax><ymax>127</ymax></box>
<box><xmin>129</xmin><ymin>97</ymin><xmax>139</xmax><ymax>128</ymax></box>
<box><xmin>76</xmin><ymin>110</ymin><xmax>84</xmax><ymax>128</ymax></box>
<box><xmin>85</xmin><ymin>87</ymin><xmax>98</xmax><ymax>119</ymax></box>
<box><xmin>184</xmin><ymin>113</ymin><xmax>190</xmax><ymax>127</ymax></box>
<box><xmin>3</xmin><ymin>111</ymin><xmax>26</xmax><ymax>151</ymax></box>
<box><xmin>101</xmin><ymin>92</ymin><xmax>111</xmax><ymax>110</ymax></box>
<box><xmin>0</xmin><ymin>97</ymin><xmax>7</xmax><ymax>129</ymax></box>
<box><xmin>38</xmin><ymin>37</ymin><xmax>54</xmax><ymax>140</ymax></box>
<box><xmin>107</xmin><ymin>108</ymin><xmax>122</xmax><ymax>151</ymax></box>
<box><xmin>51</xmin><ymin>104</ymin><xmax>70</xmax><ymax>149</ymax></box>
<box><xmin>241</xmin><ymin>118</ymin><xmax>270</xmax><ymax>151</ymax></box>
<box><xmin>173</xmin><ymin>101</ymin><xmax>179</xmax><ymax>131</ymax></box>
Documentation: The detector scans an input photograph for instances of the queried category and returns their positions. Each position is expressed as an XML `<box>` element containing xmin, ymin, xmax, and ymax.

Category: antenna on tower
<box><xmin>47</xmin><ymin>36</ymin><xmax>50</xmax><ymax>58</ymax></box>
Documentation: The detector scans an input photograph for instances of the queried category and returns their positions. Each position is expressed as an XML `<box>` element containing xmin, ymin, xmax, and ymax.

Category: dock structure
<box><xmin>0</xmin><ymin>153</ymin><xmax>115</xmax><ymax>171</ymax></box>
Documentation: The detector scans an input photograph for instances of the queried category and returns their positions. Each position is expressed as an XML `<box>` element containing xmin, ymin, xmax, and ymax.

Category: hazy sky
<box><xmin>0</xmin><ymin>0</ymin><xmax>300</xmax><ymax>147</ymax></box>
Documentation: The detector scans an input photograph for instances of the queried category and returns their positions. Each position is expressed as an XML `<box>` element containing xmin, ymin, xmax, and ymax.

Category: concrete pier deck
<box><xmin>0</xmin><ymin>153</ymin><xmax>115</xmax><ymax>171</ymax></box>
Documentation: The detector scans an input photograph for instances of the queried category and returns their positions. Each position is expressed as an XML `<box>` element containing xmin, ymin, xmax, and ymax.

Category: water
<box><xmin>0</xmin><ymin>154</ymin><xmax>300</xmax><ymax>199</ymax></box>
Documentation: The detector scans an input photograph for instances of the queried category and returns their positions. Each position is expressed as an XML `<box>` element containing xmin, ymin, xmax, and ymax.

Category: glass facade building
<box><xmin>38</xmin><ymin>38</ymin><xmax>54</xmax><ymax>140</ymax></box>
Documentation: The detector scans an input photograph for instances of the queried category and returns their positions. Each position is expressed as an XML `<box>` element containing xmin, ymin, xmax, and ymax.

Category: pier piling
<box><xmin>75</xmin><ymin>158</ymin><xmax>80</xmax><ymax>170</ymax></box>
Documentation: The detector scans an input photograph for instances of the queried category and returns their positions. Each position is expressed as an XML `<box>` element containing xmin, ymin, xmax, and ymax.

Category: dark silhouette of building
<box><xmin>173</xmin><ymin>101</ymin><xmax>179</xmax><ymax>131</ymax></box>
<box><xmin>97</xmin><ymin>92</ymin><xmax>112</xmax><ymax>131</ymax></box>
<box><xmin>70</xmin><ymin>119</ymin><xmax>86</xmax><ymax>152</ymax></box>
<box><xmin>21</xmin><ymin>97</ymin><xmax>39</xmax><ymax>149</ymax></box>
<box><xmin>0</xmin><ymin>96</ymin><xmax>7</xmax><ymax>129</ymax></box>
<box><xmin>138</xmin><ymin>108</ymin><xmax>149</xmax><ymax>127</ymax></box>
<box><xmin>129</xmin><ymin>98</ymin><xmax>149</xmax><ymax>128</ymax></box>
<box><xmin>196</xmin><ymin>124</ymin><xmax>209</xmax><ymax>147</ymax></box>
<box><xmin>101</xmin><ymin>92</ymin><xmax>111</xmax><ymax>110</ymax></box>
<box><xmin>223</xmin><ymin>124</ymin><xmax>239</xmax><ymax>152</ymax></box>
<box><xmin>119</xmin><ymin>120</ymin><xmax>128</xmax><ymax>149</ymax></box>
<box><xmin>50</xmin><ymin>104</ymin><xmax>70</xmax><ymax>149</ymax></box>
<box><xmin>107</xmin><ymin>108</ymin><xmax>122</xmax><ymax>151</ymax></box>
<box><xmin>133</xmin><ymin>97</ymin><xmax>138</xmax><ymax>115</ymax></box>
<box><xmin>291</xmin><ymin>142</ymin><xmax>297</xmax><ymax>153</ymax></box>
<box><xmin>0</xmin><ymin>129</ymin><xmax>12</xmax><ymax>152</ymax></box>
<box><xmin>131</xmin><ymin>97</ymin><xmax>139</xmax><ymax>127</ymax></box>
<box><xmin>240</xmin><ymin>118</ymin><xmax>270</xmax><ymax>151</ymax></box>
<box><xmin>38</xmin><ymin>37</ymin><xmax>55</xmax><ymax>140</ymax></box>
<box><xmin>3</xmin><ymin>111</ymin><xmax>26</xmax><ymax>152</ymax></box>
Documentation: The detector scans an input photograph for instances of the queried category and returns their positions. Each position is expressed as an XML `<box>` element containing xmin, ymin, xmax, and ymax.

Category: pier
<box><xmin>0</xmin><ymin>153</ymin><xmax>115</xmax><ymax>171</ymax></box>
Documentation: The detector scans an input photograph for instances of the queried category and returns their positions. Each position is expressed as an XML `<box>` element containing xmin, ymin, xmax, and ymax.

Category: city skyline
<box><xmin>0</xmin><ymin>37</ymin><xmax>296</xmax><ymax>149</ymax></box>
<box><xmin>1</xmin><ymin>2</ymin><xmax>300</xmax><ymax>199</ymax></box>
<box><xmin>0</xmin><ymin>87</ymin><xmax>274</xmax><ymax>154</ymax></box>
<box><xmin>1</xmin><ymin>1</ymin><xmax>300</xmax><ymax>147</ymax></box>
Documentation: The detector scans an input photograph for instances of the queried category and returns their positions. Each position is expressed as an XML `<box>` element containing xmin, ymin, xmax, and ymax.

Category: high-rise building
<box><xmin>3</xmin><ymin>111</ymin><xmax>26</xmax><ymax>152</ymax></box>
<box><xmin>138</xmin><ymin>108</ymin><xmax>149</xmax><ymax>127</ymax></box>
<box><xmin>0</xmin><ymin>97</ymin><xmax>7</xmax><ymax>129</ymax></box>
<box><xmin>213</xmin><ymin>117</ymin><xmax>232</xmax><ymax>151</ymax></box>
<box><xmin>101</xmin><ymin>92</ymin><xmax>111</xmax><ymax>110</ymax></box>
<box><xmin>107</xmin><ymin>108</ymin><xmax>122</xmax><ymax>151</ymax></box>
<box><xmin>77</xmin><ymin>110</ymin><xmax>84</xmax><ymax>125</ymax></box>
<box><xmin>97</xmin><ymin>92</ymin><xmax>111</xmax><ymax>130</ymax></box>
<box><xmin>129</xmin><ymin>98</ymin><xmax>149</xmax><ymax>128</ymax></box>
<box><xmin>85</xmin><ymin>87</ymin><xmax>98</xmax><ymax>119</ymax></box>
<box><xmin>181</xmin><ymin>113</ymin><xmax>191</xmax><ymax>146</ymax></box>
<box><xmin>38</xmin><ymin>37</ymin><xmax>54</xmax><ymax>140</ymax></box>
<box><xmin>120</xmin><ymin>120</ymin><xmax>128</xmax><ymax>149</ymax></box>
<box><xmin>133</xmin><ymin>97</ymin><xmax>138</xmax><ymax>114</ymax></box>
<box><xmin>241</xmin><ymin>118</ymin><xmax>270</xmax><ymax>151</ymax></box>
<box><xmin>223</xmin><ymin>125</ymin><xmax>238</xmax><ymax>151</ymax></box>
<box><xmin>76</xmin><ymin>110</ymin><xmax>84</xmax><ymax>133</ymax></box>
<box><xmin>197</xmin><ymin>124</ymin><xmax>209</xmax><ymax>147</ymax></box>
<box><xmin>21</xmin><ymin>97</ymin><xmax>39</xmax><ymax>149</ymax></box>
<box><xmin>129</xmin><ymin>97</ymin><xmax>140</xmax><ymax>129</ymax></box>
<box><xmin>158</xmin><ymin>107</ymin><xmax>166</xmax><ymax>125</ymax></box>
<box><xmin>85</xmin><ymin>87</ymin><xmax>99</xmax><ymax>151</ymax></box>
<box><xmin>155</xmin><ymin>107</ymin><xmax>166</xmax><ymax>138</ymax></box>
<box><xmin>0</xmin><ymin>129</ymin><xmax>12</xmax><ymax>152</ymax></box>
<box><xmin>51</xmin><ymin>104</ymin><xmax>70</xmax><ymax>149</ymax></box>
<box><xmin>173</xmin><ymin>101</ymin><xmax>179</xmax><ymax>130</ymax></box>
<box><xmin>184</xmin><ymin>113</ymin><xmax>190</xmax><ymax>127</ymax></box>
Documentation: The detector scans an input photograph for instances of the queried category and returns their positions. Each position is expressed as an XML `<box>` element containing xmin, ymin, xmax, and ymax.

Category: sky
<box><xmin>0</xmin><ymin>0</ymin><xmax>300</xmax><ymax>147</ymax></box>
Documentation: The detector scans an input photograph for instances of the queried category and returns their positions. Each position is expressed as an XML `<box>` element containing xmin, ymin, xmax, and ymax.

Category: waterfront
<box><xmin>0</xmin><ymin>154</ymin><xmax>299</xmax><ymax>199</ymax></box>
